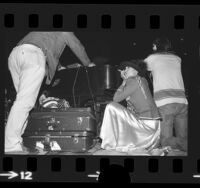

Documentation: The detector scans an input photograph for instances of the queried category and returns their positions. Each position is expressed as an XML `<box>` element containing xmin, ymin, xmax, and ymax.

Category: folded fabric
<box><xmin>41</xmin><ymin>97</ymin><xmax>70</xmax><ymax>109</ymax></box>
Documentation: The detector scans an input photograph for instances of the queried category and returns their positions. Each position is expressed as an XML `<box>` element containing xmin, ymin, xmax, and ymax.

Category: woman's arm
<box><xmin>113</xmin><ymin>78</ymin><xmax>137</xmax><ymax>102</ymax></box>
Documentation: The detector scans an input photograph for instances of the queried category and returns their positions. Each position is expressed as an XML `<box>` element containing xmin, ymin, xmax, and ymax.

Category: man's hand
<box><xmin>57</xmin><ymin>64</ymin><xmax>66</xmax><ymax>71</ymax></box>
<box><xmin>88</xmin><ymin>62</ymin><xmax>96</xmax><ymax>67</ymax></box>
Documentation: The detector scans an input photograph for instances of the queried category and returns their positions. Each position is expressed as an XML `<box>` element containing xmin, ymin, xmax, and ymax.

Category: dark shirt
<box><xmin>113</xmin><ymin>76</ymin><xmax>161</xmax><ymax>120</ymax></box>
<box><xmin>18</xmin><ymin>32</ymin><xmax>91</xmax><ymax>85</ymax></box>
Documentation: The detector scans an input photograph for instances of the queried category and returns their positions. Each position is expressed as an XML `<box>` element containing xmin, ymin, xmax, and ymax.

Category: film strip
<box><xmin>0</xmin><ymin>3</ymin><xmax>200</xmax><ymax>184</ymax></box>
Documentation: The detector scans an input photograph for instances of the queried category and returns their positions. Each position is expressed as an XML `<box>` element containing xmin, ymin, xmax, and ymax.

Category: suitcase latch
<box><xmin>73</xmin><ymin>136</ymin><xmax>79</xmax><ymax>144</ymax></box>
<box><xmin>46</xmin><ymin>117</ymin><xmax>60</xmax><ymax>130</ymax></box>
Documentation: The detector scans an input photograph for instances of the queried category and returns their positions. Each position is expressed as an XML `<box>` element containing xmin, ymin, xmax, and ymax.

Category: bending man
<box><xmin>5</xmin><ymin>32</ymin><xmax>93</xmax><ymax>153</ymax></box>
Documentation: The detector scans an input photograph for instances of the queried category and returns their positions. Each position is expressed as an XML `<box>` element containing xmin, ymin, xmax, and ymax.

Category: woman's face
<box><xmin>122</xmin><ymin>66</ymin><xmax>138</xmax><ymax>78</ymax></box>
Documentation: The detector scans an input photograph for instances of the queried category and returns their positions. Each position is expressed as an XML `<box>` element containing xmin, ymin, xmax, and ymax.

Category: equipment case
<box><xmin>22</xmin><ymin>107</ymin><xmax>97</xmax><ymax>152</ymax></box>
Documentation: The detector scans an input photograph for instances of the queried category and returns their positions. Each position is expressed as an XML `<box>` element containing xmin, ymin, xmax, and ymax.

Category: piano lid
<box><xmin>50</xmin><ymin>64</ymin><xmax>121</xmax><ymax>97</ymax></box>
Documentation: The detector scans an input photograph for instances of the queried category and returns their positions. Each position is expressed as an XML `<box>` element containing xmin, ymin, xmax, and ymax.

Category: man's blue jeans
<box><xmin>158</xmin><ymin>103</ymin><xmax>188</xmax><ymax>151</ymax></box>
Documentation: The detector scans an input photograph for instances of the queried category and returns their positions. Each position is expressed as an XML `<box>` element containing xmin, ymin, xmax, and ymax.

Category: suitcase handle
<box><xmin>46</xmin><ymin>117</ymin><xmax>60</xmax><ymax>130</ymax></box>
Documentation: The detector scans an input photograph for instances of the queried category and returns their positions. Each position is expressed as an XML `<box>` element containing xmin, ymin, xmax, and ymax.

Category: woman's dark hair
<box><xmin>130</xmin><ymin>59</ymin><xmax>148</xmax><ymax>77</ymax></box>
<box><xmin>153</xmin><ymin>37</ymin><xmax>173</xmax><ymax>52</ymax></box>
<box><xmin>118</xmin><ymin>59</ymin><xmax>148</xmax><ymax>77</ymax></box>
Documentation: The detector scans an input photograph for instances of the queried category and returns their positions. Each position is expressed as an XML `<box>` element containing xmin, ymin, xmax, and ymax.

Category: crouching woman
<box><xmin>100</xmin><ymin>60</ymin><xmax>162</xmax><ymax>153</ymax></box>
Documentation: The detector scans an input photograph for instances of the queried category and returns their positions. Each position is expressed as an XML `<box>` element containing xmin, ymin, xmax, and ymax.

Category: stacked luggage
<box><xmin>22</xmin><ymin>107</ymin><xmax>97</xmax><ymax>152</ymax></box>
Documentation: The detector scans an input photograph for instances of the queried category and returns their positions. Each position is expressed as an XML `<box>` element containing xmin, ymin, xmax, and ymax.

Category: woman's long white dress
<box><xmin>100</xmin><ymin>102</ymin><xmax>160</xmax><ymax>153</ymax></box>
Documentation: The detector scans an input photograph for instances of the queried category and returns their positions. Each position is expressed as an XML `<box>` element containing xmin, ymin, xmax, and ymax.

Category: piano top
<box><xmin>47</xmin><ymin>64</ymin><xmax>121</xmax><ymax>98</ymax></box>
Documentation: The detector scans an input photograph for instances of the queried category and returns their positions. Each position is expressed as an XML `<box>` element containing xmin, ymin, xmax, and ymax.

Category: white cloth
<box><xmin>5</xmin><ymin>44</ymin><xmax>46</xmax><ymax>152</ymax></box>
<box><xmin>144</xmin><ymin>53</ymin><xmax>188</xmax><ymax>107</ymax></box>
<box><xmin>100</xmin><ymin>102</ymin><xmax>160</xmax><ymax>153</ymax></box>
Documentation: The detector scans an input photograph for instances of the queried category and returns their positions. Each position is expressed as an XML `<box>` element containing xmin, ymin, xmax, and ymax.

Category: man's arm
<box><xmin>62</xmin><ymin>32</ymin><xmax>92</xmax><ymax>66</ymax></box>
<box><xmin>144</xmin><ymin>55</ymin><xmax>153</xmax><ymax>71</ymax></box>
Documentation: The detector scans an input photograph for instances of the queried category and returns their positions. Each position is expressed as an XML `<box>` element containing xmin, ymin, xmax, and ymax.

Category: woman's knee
<box><xmin>105</xmin><ymin>102</ymin><xmax>126</xmax><ymax>117</ymax></box>
<box><xmin>107</xmin><ymin>102</ymin><xmax>121</xmax><ymax>108</ymax></box>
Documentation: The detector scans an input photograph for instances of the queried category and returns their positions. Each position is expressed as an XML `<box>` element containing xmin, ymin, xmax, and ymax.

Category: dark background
<box><xmin>4</xmin><ymin>31</ymin><xmax>190</xmax><ymax>66</ymax></box>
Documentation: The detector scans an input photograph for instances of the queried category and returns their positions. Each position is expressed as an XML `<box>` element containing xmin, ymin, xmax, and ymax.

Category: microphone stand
<box><xmin>72</xmin><ymin>65</ymin><xmax>81</xmax><ymax>107</ymax></box>
<box><xmin>84</xmin><ymin>66</ymin><xmax>97</xmax><ymax>113</ymax></box>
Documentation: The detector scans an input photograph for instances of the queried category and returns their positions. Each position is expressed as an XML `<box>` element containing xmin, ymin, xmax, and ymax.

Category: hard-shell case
<box><xmin>22</xmin><ymin>108</ymin><xmax>97</xmax><ymax>152</ymax></box>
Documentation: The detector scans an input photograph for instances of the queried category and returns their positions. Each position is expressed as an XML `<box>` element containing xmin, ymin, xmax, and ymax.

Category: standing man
<box><xmin>144</xmin><ymin>37</ymin><xmax>188</xmax><ymax>151</ymax></box>
<box><xmin>5</xmin><ymin>32</ymin><xmax>94</xmax><ymax>153</ymax></box>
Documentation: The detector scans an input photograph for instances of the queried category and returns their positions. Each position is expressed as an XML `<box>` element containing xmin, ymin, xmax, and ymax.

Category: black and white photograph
<box><xmin>4</xmin><ymin>31</ymin><xmax>189</xmax><ymax>156</ymax></box>
<box><xmin>1</xmin><ymin>3</ymin><xmax>200</xmax><ymax>184</ymax></box>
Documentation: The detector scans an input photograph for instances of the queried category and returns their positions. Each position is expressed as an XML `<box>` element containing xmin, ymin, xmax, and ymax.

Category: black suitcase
<box><xmin>25</xmin><ymin>107</ymin><xmax>97</xmax><ymax>133</ymax></box>
<box><xmin>23</xmin><ymin>131</ymin><xmax>96</xmax><ymax>152</ymax></box>
<box><xmin>22</xmin><ymin>107</ymin><xmax>97</xmax><ymax>152</ymax></box>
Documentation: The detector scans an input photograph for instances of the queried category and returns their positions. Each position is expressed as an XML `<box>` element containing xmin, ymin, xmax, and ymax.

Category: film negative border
<box><xmin>0</xmin><ymin>3</ymin><xmax>200</xmax><ymax>183</ymax></box>
<box><xmin>0</xmin><ymin>156</ymin><xmax>200</xmax><ymax>183</ymax></box>
<box><xmin>1</xmin><ymin>12</ymin><xmax>199</xmax><ymax>31</ymax></box>
<box><xmin>0</xmin><ymin>4</ymin><xmax>199</xmax><ymax>31</ymax></box>
<box><xmin>3</xmin><ymin>13</ymin><xmax>188</xmax><ymax>30</ymax></box>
